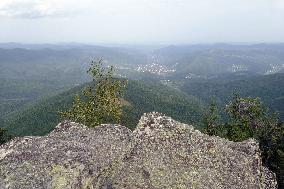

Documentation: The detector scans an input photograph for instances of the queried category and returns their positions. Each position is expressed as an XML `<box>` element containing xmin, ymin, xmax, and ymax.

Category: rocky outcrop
<box><xmin>0</xmin><ymin>112</ymin><xmax>277</xmax><ymax>189</ymax></box>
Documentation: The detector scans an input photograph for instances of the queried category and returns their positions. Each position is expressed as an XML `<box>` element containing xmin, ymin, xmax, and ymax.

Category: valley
<box><xmin>1</xmin><ymin>43</ymin><xmax>284</xmax><ymax>136</ymax></box>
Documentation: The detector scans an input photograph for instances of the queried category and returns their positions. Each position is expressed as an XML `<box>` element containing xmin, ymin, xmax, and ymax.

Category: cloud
<box><xmin>3</xmin><ymin>0</ymin><xmax>282</xmax><ymax>19</ymax></box>
<box><xmin>273</xmin><ymin>0</ymin><xmax>284</xmax><ymax>10</ymax></box>
<box><xmin>0</xmin><ymin>0</ymin><xmax>205</xmax><ymax>19</ymax></box>
<box><xmin>0</xmin><ymin>0</ymin><xmax>283</xmax><ymax>43</ymax></box>
<box><xmin>0</xmin><ymin>0</ymin><xmax>81</xmax><ymax>18</ymax></box>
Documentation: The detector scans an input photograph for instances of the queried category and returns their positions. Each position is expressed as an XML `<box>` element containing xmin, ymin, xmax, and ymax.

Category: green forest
<box><xmin>1</xmin><ymin>44</ymin><xmax>284</xmax><ymax>188</ymax></box>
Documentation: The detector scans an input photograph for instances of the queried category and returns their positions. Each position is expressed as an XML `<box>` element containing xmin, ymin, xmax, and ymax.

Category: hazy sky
<box><xmin>0</xmin><ymin>0</ymin><xmax>284</xmax><ymax>44</ymax></box>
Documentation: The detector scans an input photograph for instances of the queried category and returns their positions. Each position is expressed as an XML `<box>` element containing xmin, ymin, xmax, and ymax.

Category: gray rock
<box><xmin>0</xmin><ymin>112</ymin><xmax>277</xmax><ymax>189</ymax></box>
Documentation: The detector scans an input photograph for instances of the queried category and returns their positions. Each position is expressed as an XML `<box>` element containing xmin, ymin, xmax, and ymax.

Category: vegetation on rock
<box><xmin>204</xmin><ymin>95</ymin><xmax>284</xmax><ymax>188</ymax></box>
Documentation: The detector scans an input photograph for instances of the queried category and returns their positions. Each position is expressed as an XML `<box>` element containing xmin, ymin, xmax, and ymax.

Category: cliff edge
<box><xmin>0</xmin><ymin>112</ymin><xmax>277</xmax><ymax>188</ymax></box>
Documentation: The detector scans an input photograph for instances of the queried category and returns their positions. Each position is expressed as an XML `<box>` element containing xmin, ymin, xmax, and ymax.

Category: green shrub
<box><xmin>60</xmin><ymin>59</ymin><xmax>127</xmax><ymax>127</ymax></box>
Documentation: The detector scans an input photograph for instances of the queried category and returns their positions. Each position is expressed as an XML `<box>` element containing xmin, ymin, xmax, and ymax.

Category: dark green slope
<box><xmin>180</xmin><ymin>73</ymin><xmax>284</xmax><ymax>120</ymax></box>
<box><xmin>0</xmin><ymin>78</ymin><xmax>74</xmax><ymax>117</ymax></box>
<box><xmin>3</xmin><ymin>80</ymin><xmax>204</xmax><ymax>136</ymax></box>
<box><xmin>2</xmin><ymin>85</ymin><xmax>84</xmax><ymax>136</ymax></box>
<box><xmin>121</xmin><ymin>80</ymin><xmax>204</xmax><ymax>130</ymax></box>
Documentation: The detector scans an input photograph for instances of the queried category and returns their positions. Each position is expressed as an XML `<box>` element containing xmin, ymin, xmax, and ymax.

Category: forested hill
<box><xmin>3</xmin><ymin>73</ymin><xmax>284</xmax><ymax>137</ymax></box>
<box><xmin>1</xmin><ymin>43</ymin><xmax>284</xmax><ymax>136</ymax></box>
<box><xmin>180</xmin><ymin>73</ymin><xmax>284</xmax><ymax>120</ymax></box>
<box><xmin>2</xmin><ymin>80</ymin><xmax>204</xmax><ymax>137</ymax></box>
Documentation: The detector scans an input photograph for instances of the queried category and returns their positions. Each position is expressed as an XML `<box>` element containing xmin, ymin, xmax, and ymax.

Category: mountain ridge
<box><xmin>2</xmin><ymin>80</ymin><xmax>204</xmax><ymax>136</ymax></box>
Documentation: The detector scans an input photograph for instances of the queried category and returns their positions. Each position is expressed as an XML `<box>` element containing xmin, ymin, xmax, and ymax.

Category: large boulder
<box><xmin>0</xmin><ymin>112</ymin><xmax>277</xmax><ymax>189</ymax></box>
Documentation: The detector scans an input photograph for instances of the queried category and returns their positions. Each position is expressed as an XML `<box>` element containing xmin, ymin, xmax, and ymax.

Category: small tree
<box><xmin>60</xmin><ymin>59</ymin><xmax>127</xmax><ymax>127</ymax></box>
<box><xmin>206</xmin><ymin>94</ymin><xmax>284</xmax><ymax>187</ymax></box>
<box><xmin>0</xmin><ymin>128</ymin><xmax>11</xmax><ymax>145</ymax></box>
<box><xmin>204</xmin><ymin>98</ymin><xmax>221</xmax><ymax>136</ymax></box>
<box><xmin>225</xmin><ymin>94</ymin><xmax>264</xmax><ymax>141</ymax></box>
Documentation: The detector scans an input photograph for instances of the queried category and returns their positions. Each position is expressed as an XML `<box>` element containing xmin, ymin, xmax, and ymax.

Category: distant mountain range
<box><xmin>1</xmin><ymin>43</ymin><xmax>284</xmax><ymax>81</ymax></box>
<box><xmin>1</xmin><ymin>43</ymin><xmax>284</xmax><ymax>136</ymax></box>
<box><xmin>153</xmin><ymin>44</ymin><xmax>284</xmax><ymax>77</ymax></box>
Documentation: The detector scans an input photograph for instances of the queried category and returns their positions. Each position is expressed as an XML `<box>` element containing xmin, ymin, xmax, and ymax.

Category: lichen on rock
<box><xmin>0</xmin><ymin>112</ymin><xmax>278</xmax><ymax>188</ymax></box>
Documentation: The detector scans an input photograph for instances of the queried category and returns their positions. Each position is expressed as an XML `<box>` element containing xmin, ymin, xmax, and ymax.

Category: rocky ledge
<box><xmin>0</xmin><ymin>112</ymin><xmax>277</xmax><ymax>189</ymax></box>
